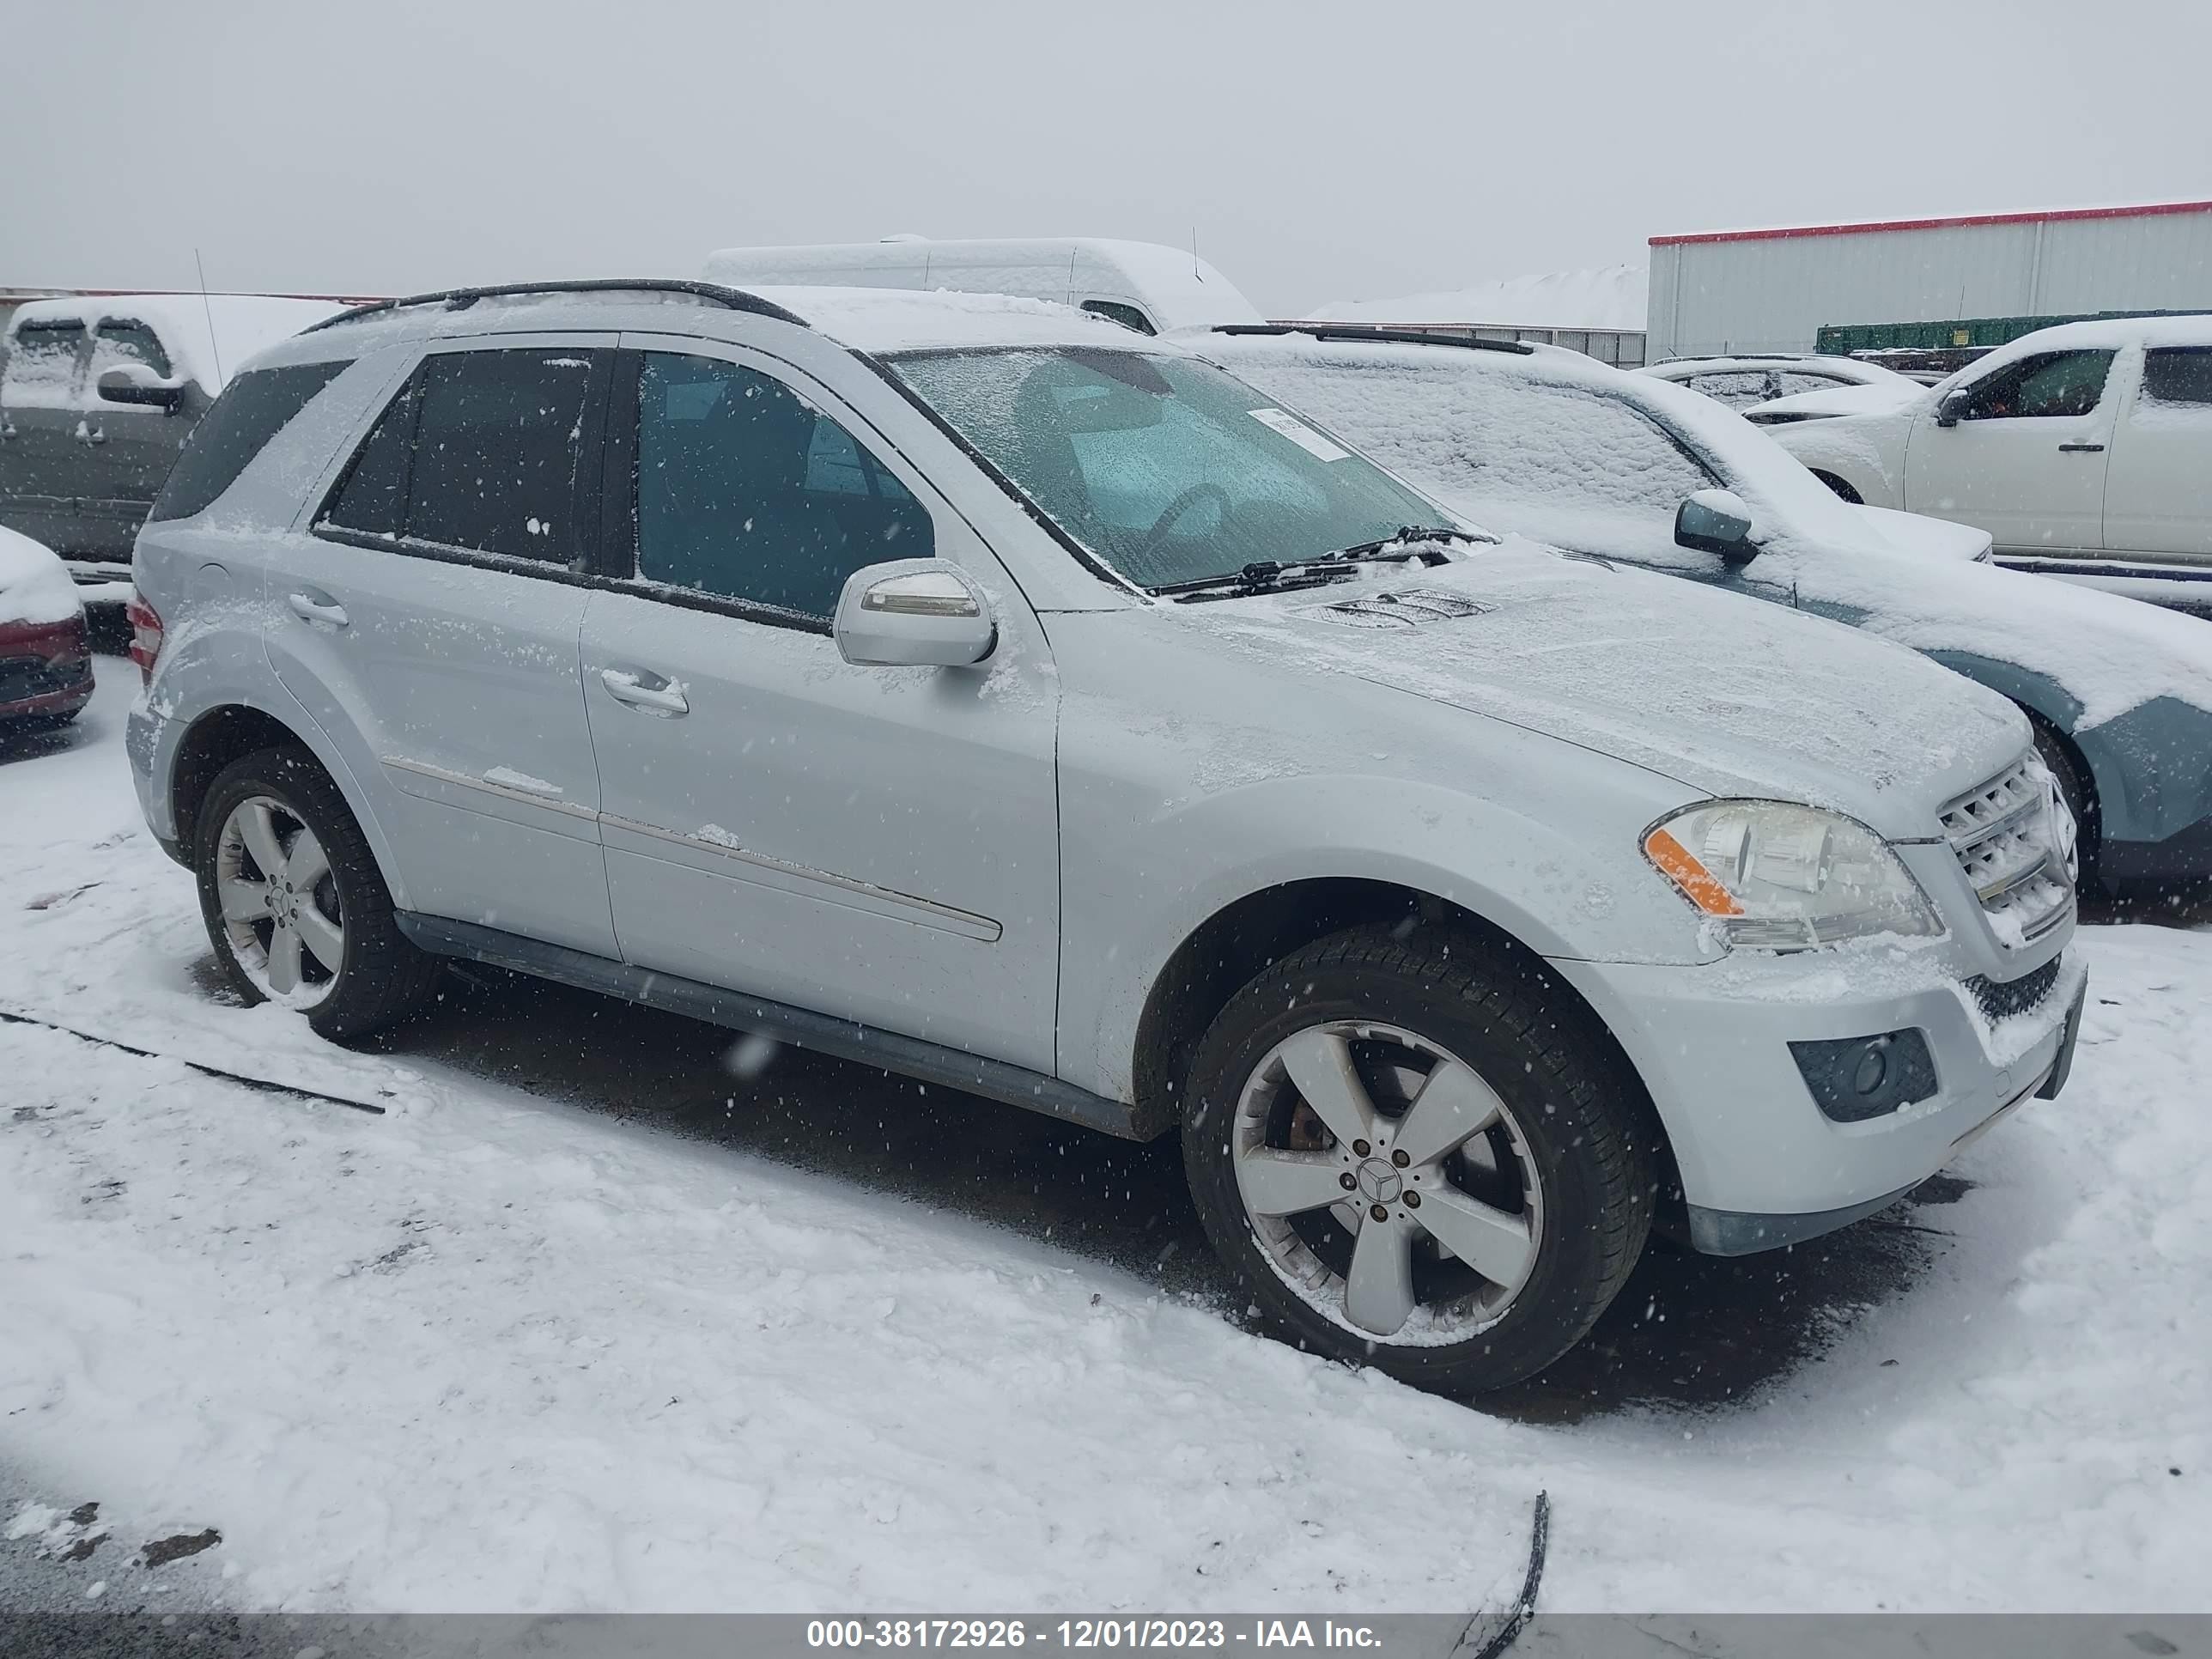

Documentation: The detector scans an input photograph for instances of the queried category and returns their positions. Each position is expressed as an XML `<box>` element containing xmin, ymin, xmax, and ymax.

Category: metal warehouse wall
<box><xmin>1647</xmin><ymin>204</ymin><xmax>2212</xmax><ymax>360</ymax></box>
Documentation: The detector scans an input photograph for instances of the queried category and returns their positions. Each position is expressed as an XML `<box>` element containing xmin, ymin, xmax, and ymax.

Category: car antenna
<box><xmin>194</xmin><ymin>247</ymin><xmax>223</xmax><ymax>386</ymax></box>
<box><xmin>1191</xmin><ymin>227</ymin><xmax>1200</xmax><ymax>283</ymax></box>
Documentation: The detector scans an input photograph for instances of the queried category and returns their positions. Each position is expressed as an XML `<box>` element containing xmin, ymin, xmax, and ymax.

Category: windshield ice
<box><xmin>887</xmin><ymin>346</ymin><xmax>1446</xmax><ymax>588</ymax></box>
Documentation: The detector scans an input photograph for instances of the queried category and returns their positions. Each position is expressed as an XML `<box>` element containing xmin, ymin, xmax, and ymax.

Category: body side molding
<box><xmin>393</xmin><ymin>912</ymin><xmax>1162</xmax><ymax>1140</ymax></box>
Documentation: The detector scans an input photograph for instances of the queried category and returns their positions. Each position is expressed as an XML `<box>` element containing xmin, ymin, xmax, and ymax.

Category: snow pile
<box><xmin>1306</xmin><ymin>264</ymin><xmax>1648</xmax><ymax>332</ymax></box>
<box><xmin>5</xmin><ymin>295</ymin><xmax>343</xmax><ymax>395</ymax></box>
<box><xmin>4</xmin><ymin>678</ymin><xmax>2209</xmax><ymax>1612</ymax></box>
<box><xmin>0</xmin><ymin>526</ymin><xmax>82</xmax><ymax>628</ymax></box>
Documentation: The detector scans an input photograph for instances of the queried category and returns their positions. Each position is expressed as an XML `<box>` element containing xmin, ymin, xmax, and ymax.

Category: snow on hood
<box><xmin>1209</xmin><ymin>331</ymin><xmax>2212</xmax><ymax>732</ymax></box>
<box><xmin>6</xmin><ymin>295</ymin><xmax>342</xmax><ymax>396</ymax></box>
<box><xmin>0</xmin><ymin>526</ymin><xmax>83</xmax><ymax>629</ymax></box>
<box><xmin>1174</xmin><ymin>540</ymin><xmax>2027</xmax><ymax>837</ymax></box>
<box><xmin>1748</xmin><ymin>381</ymin><xmax>1928</xmax><ymax>422</ymax></box>
<box><xmin>1850</xmin><ymin>504</ymin><xmax>1990</xmax><ymax>562</ymax></box>
<box><xmin>1793</xmin><ymin>543</ymin><xmax>2212</xmax><ymax>729</ymax></box>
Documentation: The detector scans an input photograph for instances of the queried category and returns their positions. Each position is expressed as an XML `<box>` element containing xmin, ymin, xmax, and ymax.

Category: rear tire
<box><xmin>192</xmin><ymin>745</ymin><xmax>441</xmax><ymax>1042</ymax></box>
<box><xmin>1181</xmin><ymin>924</ymin><xmax>1660</xmax><ymax>1394</ymax></box>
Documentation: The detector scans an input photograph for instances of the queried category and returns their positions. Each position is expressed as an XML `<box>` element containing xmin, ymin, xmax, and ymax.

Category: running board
<box><xmin>393</xmin><ymin>913</ymin><xmax>1162</xmax><ymax>1141</ymax></box>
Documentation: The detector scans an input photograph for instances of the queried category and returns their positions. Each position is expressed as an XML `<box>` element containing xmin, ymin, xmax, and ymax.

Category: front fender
<box><xmin>1923</xmin><ymin>650</ymin><xmax>2212</xmax><ymax>846</ymax></box>
<box><xmin>1054</xmin><ymin>736</ymin><xmax>1711</xmax><ymax>1103</ymax></box>
<box><xmin>1775</xmin><ymin>417</ymin><xmax>1906</xmax><ymax>508</ymax></box>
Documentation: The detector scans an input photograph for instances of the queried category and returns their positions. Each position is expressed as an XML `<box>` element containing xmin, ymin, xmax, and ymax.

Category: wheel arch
<box><xmin>1129</xmin><ymin>876</ymin><xmax>1680</xmax><ymax>1202</ymax></box>
<box><xmin>167</xmin><ymin>697</ymin><xmax>413</xmax><ymax>909</ymax></box>
<box><xmin>1807</xmin><ymin>468</ymin><xmax>1863</xmax><ymax>505</ymax></box>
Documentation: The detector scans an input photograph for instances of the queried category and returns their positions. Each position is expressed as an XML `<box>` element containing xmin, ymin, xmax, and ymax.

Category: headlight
<box><xmin>1644</xmin><ymin>800</ymin><xmax>1942</xmax><ymax>950</ymax></box>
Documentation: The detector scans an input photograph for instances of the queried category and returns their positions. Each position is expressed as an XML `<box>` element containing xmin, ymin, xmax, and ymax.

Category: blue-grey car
<box><xmin>1212</xmin><ymin>326</ymin><xmax>2212</xmax><ymax>890</ymax></box>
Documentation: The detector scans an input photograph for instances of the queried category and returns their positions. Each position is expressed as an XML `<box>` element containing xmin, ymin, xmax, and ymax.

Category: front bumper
<box><xmin>1550</xmin><ymin>939</ymin><xmax>2086</xmax><ymax>1255</ymax></box>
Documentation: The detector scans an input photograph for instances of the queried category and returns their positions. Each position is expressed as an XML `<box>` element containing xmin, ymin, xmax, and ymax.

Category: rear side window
<box><xmin>2141</xmin><ymin>347</ymin><xmax>2212</xmax><ymax>409</ymax></box>
<box><xmin>2</xmin><ymin>321</ymin><xmax>87</xmax><ymax>404</ymax></box>
<box><xmin>1684</xmin><ymin>370</ymin><xmax>1773</xmax><ymax>407</ymax></box>
<box><xmin>321</xmin><ymin>349</ymin><xmax>596</xmax><ymax>563</ymax></box>
<box><xmin>147</xmin><ymin>359</ymin><xmax>351</xmax><ymax>523</ymax></box>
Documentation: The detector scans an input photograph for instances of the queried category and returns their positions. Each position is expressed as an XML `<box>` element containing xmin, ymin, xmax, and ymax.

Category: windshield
<box><xmin>887</xmin><ymin>347</ymin><xmax>1446</xmax><ymax>588</ymax></box>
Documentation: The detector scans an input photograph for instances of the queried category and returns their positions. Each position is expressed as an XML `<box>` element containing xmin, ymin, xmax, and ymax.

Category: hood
<box><xmin>1183</xmin><ymin>539</ymin><xmax>2027</xmax><ymax>839</ymax></box>
<box><xmin>1850</xmin><ymin>504</ymin><xmax>1991</xmax><ymax>562</ymax></box>
<box><xmin>1746</xmin><ymin>381</ymin><xmax>1926</xmax><ymax>425</ymax></box>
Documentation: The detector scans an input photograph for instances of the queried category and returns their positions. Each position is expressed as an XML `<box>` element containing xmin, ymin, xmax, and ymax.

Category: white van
<box><xmin>701</xmin><ymin>237</ymin><xmax>1263</xmax><ymax>337</ymax></box>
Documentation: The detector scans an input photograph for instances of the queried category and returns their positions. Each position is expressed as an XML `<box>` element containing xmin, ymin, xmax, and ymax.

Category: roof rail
<box><xmin>302</xmin><ymin>278</ymin><xmax>808</xmax><ymax>333</ymax></box>
<box><xmin>1212</xmin><ymin>323</ymin><xmax>1534</xmax><ymax>356</ymax></box>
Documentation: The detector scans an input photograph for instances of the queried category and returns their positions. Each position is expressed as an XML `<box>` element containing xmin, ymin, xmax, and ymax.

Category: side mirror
<box><xmin>1934</xmin><ymin>389</ymin><xmax>1972</xmax><ymax>428</ymax></box>
<box><xmin>834</xmin><ymin>559</ymin><xmax>997</xmax><ymax>668</ymax></box>
<box><xmin>97</xmin><ymin>364</ymin><xmax>186</xmax><ymax>410</ymax></box>
<box><xmin>1674</xmin><ymin>489</ymin><xmax>1759</xmax><ymax>566</ymax></box>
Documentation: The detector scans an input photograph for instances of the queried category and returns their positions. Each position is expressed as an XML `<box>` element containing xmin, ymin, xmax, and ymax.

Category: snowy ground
<box><xmin>3</xmin><ymin>668</ymin><xmax>2208</xmax><ymax>1616</ymax></box>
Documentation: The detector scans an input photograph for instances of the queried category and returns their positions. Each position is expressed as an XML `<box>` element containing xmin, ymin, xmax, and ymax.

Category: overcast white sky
<box><xmin>5</xmin><ymin>0</ymin><xmax>2207</xmax><ymax>316</ymax></box>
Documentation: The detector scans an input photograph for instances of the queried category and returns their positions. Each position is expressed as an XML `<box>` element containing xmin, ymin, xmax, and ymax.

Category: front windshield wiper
<box><xmin>1161</xmin><ymin>525</ymin><xmax>1500</xmax><ymax>603</ymax></box>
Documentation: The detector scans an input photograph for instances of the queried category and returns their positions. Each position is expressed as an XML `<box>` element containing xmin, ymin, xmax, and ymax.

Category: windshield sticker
<box><xmin>1248</xmin><ymin>406</ymin><xmax>1351</xmax><ymax>463</ymax></box>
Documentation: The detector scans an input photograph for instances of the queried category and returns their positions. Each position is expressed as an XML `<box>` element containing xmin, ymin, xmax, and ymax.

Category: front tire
<box><xmin>192</xmin><ymin>746</ymin><xmax>441</xmax><ymax>1041</ymax></box>
<box><xmin>1182</xmin><ymin>925</ymin><xmax>1660</xmax><ymax>1393</ymax></box>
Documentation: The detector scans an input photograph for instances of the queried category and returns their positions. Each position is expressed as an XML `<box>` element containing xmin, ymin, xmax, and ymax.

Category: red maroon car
<box><xmin>0</xmin><ymin>526</ymin><xmax>94</xmax><ymax>730</ymax></box>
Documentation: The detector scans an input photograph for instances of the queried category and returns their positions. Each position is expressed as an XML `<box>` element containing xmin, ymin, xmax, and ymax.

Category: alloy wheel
<box><xmin>1231</xmin><ymin>1020</ymin><xmax>1544</xmax><ymax>1343</ymax></box>
<box><xmin>214</xmin><ymin>795</ymin><xmax>345</xmax><ymax>1006</ymax></box>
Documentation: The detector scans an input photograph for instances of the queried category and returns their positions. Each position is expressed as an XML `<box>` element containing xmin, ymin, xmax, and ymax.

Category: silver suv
<box><xmin>125</xmin><ymin>281</ymin><xmax>2087</xmax><ymax>1392</ymax></box>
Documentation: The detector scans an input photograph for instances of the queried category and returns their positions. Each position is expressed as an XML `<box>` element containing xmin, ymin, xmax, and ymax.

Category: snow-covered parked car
<box><xmin>125</xmin><ymin>280</ymin><xmax>2084</xmax><ymax>1393</ymax></box>
<box><xmin>0</xmin><ymin>525</ymin><xmax>93</xmax><ymax>730</ymax></box>
<box><xmin>1210</xmin><ymin>325</ymin><xmax>2212</xmax><ymax>889</ymax></box>
<box><xmin>0</xmin><ymin>295</ymin><xmax>343</xmax><ymax>593</ymax></box>
<box><xmin>1639</xmin><ymin>353</ymin><xmax>1923</xmax><ymax>412</ymax></box>
<box><xmin>1768</xmin><ymin>316</ymin><xmax>2212</xmax><ymax>612</ymax></box>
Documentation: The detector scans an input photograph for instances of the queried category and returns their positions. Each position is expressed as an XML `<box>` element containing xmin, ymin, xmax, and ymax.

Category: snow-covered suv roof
<box><xmin>299</xmin><ymin>278</ymin><xmax>1164</xmax><ymax>361</ymax></box>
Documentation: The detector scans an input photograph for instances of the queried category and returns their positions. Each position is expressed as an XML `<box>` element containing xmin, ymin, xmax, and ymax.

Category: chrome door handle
<box><xmin>287</xmin><ymin>591</ymin><xmax>349</xmax><ymax>627</ymax></box>
<box><xmin>599</xmin><ymin>666</ymin><xmax>689</xmax><ymax>716</ymax></box>
<box><xmin>2057</xmin><ymin>442</ymin><xmax>2106</xmax><ymax>453</ymax></box>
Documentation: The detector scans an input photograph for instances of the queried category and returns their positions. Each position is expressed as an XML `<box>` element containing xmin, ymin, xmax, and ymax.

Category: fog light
<box><xmin>1790</xmin><ymin>1030</ymin><xmax>1937</xmax><ymax>1123</ymax></box>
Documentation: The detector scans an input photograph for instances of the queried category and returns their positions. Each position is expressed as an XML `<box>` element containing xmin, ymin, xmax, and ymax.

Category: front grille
<box><xmin>1965</xmin><ymin>956</ymin><xmax>2062</xmax><ymax>1022</ymax></box>
<box><xmin>1940</xmin><ymin>755</ymin><xmax>2073</xmax><ymax>947</ymax></box>
<box><xmin>0</xmin><ymin>654</ymin><xmax>88</xmax><ymax>703</ymax></box>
